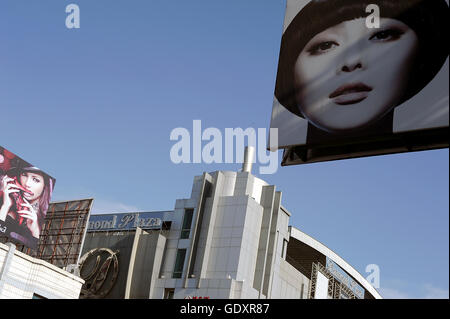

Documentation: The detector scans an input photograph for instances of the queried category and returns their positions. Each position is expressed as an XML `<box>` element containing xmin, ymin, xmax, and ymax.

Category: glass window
<box><xmin>180</xmin><ymin>209</ymin><xmax>194</xmax><ymax>239</ymax></box>
<box><xmin>164</xmin><ymin>288</ymin><xmax>175</xmax><ymax>299</ymax></box>
<box><xmin>173</xmin><ymin>249</ymin><xmax>187</xmax><ymax>278</ymax></box>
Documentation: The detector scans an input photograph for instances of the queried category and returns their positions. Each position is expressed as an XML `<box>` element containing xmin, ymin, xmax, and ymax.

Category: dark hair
<box><xmin>36</xmin><ymin>173</ymin><xmax>52</xmax><ymax>232</ymax></box>
<box><xmin>275</xmin><ymin>0</ymin><xmax>449</xmax><ymax>117</ymax></box>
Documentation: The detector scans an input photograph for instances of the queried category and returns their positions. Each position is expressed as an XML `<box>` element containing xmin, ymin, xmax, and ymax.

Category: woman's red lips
<box><xmin>329</xmin><ymin>83</ymin><xmax>373</xmax><ymax>99</ymax></box>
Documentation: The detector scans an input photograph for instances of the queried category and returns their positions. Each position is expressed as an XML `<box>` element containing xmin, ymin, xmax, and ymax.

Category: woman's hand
<box><xmin>17</xmin><ymin>198</ymin><xmax>40</xmax><ymax>239</ymax></box>
<box><xmin>0</xmin><ymin>175</ymin><xmax>21</xmax><ymax>221</ymax></box>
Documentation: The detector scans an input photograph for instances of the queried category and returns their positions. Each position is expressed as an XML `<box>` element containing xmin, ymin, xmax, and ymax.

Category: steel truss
<box><xmin>309</xmin><ymin>262</ymin><xmax>357</xmax><ymax>299</ymax></box>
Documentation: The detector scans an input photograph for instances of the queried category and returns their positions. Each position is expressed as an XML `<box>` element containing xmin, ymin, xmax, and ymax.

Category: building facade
<box><xmin>0</xmin><ymin>242</ymin><xmax>84</xmax><ymax>299</ymax></box>
<box><xmin>80</xmin><ymin>156</ymin><xmax>381</xmax><ymax>299</ymax></box>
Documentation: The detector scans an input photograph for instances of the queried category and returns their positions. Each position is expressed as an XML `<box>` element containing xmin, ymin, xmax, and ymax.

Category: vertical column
<box><xmin>148</xmin><ymin>234</ymin><xmax>167</xmax><ymax>298</ymax></box>
<box><xmin>253</xmin><ymin>185</ymin><xmax>276</xmax><ymax>296</ymax></box>
<box><xmin>262</xmin><ymin>191</ymin><xmax>282</xmax><ymax>297</ymax></box>
<box><xmin>195</xmin><ymin>172</ymin><xmax>225</xmax><ymax>288</ymax></box>
<box><xmin>183</xmin><ymin>173</ymin><xmax>212</xmax><ymax>288</ymax></box>
<box><xmin>0</xmin><ymin>243</ymin><xmax>16</xmax><ymax>296</ymax></box>
<box><xmin>125</xmin><ymin>227</ymin><xmax>143</xmax><ymax>299</ymax></box>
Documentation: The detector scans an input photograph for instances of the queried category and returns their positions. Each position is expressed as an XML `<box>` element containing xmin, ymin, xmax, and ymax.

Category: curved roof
<box><xmin>289</xmin><ymin>226</ymin><xmax>382</xmax><ymax>299</ymax></box>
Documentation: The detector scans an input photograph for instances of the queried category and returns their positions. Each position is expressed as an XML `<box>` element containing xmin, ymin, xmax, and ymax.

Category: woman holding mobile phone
<box><xmin>0</xmin><ymin>166</ymin><xmax>54</xmax><ymax>248</ymax></box>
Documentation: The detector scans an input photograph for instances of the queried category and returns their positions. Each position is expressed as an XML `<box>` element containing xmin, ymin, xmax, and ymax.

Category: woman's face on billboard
<box><xmin>293</xmin><ymin>17</ymin><xmax>419</xmax><ymax>132</ymax></box>
<box><xmin>20</xmin><ymin>172</ymin><xmax>45</xmax><ymax>202</ymax></box>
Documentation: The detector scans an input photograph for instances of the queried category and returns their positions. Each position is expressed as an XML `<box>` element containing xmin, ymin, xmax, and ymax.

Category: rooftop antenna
<box><xmin>241</xmin><ymin>146</ymin><xmax>255</xmax><ymax>174</ymax></box>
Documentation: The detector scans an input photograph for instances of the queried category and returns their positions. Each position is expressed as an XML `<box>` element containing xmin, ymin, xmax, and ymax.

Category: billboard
<box><xmin>0</xmin><ymin>146</ymin><xmax>55</xmax><ymax>249</ymax></box>
<box><xmin>269</xmin><ymin>0</ymin><xmax>449</xmax><ymax>165</ymax></box>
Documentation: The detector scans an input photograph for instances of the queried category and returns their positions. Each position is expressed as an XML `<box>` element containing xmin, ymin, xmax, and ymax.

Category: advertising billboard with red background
<box><xmin>0</xmin><ymin>146</ymin><xmax>55</xmax><ymax>249</ymax></box>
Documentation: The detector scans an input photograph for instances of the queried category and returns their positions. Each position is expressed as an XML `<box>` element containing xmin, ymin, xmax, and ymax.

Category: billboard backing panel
<box><xmin>35</xmin><ymin>198</ymin><xmax>93</xmax><ymax>269</ymax></box>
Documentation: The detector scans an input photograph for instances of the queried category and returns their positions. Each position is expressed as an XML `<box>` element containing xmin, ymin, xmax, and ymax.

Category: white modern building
<box><xmin>0</xmin><ymin>242</ymin><xmax>84</xmax><ymax>299</ymax></box>
<box><xmin>80</xmin><ymin>148</ymin><xmax>382</xmax><ymax>299</ymax></box>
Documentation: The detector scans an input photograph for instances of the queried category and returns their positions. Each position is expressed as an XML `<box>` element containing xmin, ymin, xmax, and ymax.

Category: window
<box><xmin>164</xmin><ymin>288</ymin><xmax>175</xmax><ymax>299</ymax></box>
<box><xmin>281</xmin><ymin>239</ymin><xmax>288</xmax><ymax>259</ymax></box>
<box><xmin>162</xmin><ymin>221</ymin><xmax>172</xmax><ymax>231</ymax></box>
<box><xmin>173</xmin><ymin>249</ymin><xmax>186</xmax><ymax>278</ymax></box>
<box><xmin>180</xmin><ymin>209</ymin><xmax>194</xmax><ymax>239</ymax></box>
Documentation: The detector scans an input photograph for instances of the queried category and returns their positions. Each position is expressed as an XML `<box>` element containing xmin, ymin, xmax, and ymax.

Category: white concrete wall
<box><xmin>271</xmin><ymin>259</ymin><xmax>309</xmax><ymax>299</ymax></box>
<box><xmin>0</xmin><ymin>242</ymin><xmax>84</xmax><ymax>299</ymax></box>
<box><xmin>236</xmin><ymin>197</ymin><xmax>263</xmax><ymax>285</ymax></box>
<box><xmin>265</xmin><ymin>206</ymin><xmax>292</xmax><ymax>297</ymax></box>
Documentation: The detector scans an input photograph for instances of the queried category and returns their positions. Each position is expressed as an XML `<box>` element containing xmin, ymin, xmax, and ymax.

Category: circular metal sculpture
<box><xmin>79</xmin><ymin>248</ymin><xmax>119</xmax><ymax>299</ymax></box>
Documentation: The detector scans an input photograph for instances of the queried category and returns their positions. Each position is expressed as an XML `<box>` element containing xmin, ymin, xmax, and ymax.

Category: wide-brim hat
<box><xmin>7</xmin><ymin>166</ymin><xmax>55</xmax><ymax>190</ymax></box>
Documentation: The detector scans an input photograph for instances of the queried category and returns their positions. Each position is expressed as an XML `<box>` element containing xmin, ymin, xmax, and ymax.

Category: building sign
<box><xmin>326</xmin><ymin>258</ymin><xmax>364</xmax><ymax>299</ymax></box>
<box><xmin>87</xmin><ymin>211</ymin><xmax>172</xmax><ymax>232</ymax></box>
<box><xmin>79</xmin><ymin>248</ymin><xmax>119</xmax><ymax>299</ymax></box>
<box><xmin>269</xmin><ymin>0</ymin><xmax>449</xmax><ymax>165</ymax></box>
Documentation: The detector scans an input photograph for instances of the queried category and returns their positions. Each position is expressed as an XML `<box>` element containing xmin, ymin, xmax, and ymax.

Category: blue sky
<box><xmin>1</xmin><ymin>0</ymin><xmax>448</xmax><ymax>299</ymax></box>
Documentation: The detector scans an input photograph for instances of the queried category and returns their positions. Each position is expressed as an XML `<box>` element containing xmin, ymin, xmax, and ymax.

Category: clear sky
<box><xmin>1</xmin><ymin>0</ymin><xmax>448</xmax><ymax>299</ymax></box>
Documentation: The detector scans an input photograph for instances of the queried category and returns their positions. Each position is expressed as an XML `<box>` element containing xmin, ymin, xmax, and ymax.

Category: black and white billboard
<box><xmin>269</xmin><ymin>0</ymin><xmax>449</xmax><ymax>165</ymax></box>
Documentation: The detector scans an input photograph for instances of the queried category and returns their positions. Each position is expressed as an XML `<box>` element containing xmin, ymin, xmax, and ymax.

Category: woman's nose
<box><xmin>24</xmin><ymin>178</ymin><xmax>32</xmax><ymax>188</ymax></box>
<box><xmin>341</xmin><ymin>61</ymin><xmax>363</xmax><ymax>72</ymax></box>
<box><xmin>338</xmin><ymin>42</ymin><xmax>366</xmax><ymax>73</ymax></box>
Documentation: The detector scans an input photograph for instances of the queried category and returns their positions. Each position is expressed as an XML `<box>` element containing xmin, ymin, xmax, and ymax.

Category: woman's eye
<box><xmin>33</xmin><ymin>178</ymin><xmax>41</xmax><ymax>183</ymax></box>
<box><xmin>308</xmin><ymin>41</ymin><xmax>338</xmax><ymax>55</ymax></box>
<box><xmin>369</xmin><ymin>29</ymin><xmax>404</xmax><ymax>41</ymax></box>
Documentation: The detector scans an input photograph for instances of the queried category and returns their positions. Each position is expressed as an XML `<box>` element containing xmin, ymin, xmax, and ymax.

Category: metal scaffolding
<box><xmin>308</xmin><ymin>262</ymin><xmax>356</xmax><ymax>299</ymax></box>
<box><xmin>35</xmin><ymin>198</ymin><xmax>93</xmax><ymax>269</ymax></box>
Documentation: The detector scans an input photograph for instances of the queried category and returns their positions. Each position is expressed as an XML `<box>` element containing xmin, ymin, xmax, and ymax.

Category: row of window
<box><xmin>171</xmin><ymin>209</ymin><xmax>194</xmax><ymax>279</ymax></box>
<box><xmin>181</xmin><ymin>208</ymin><xmax>193</xmax><ymax>239</ymax></box>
